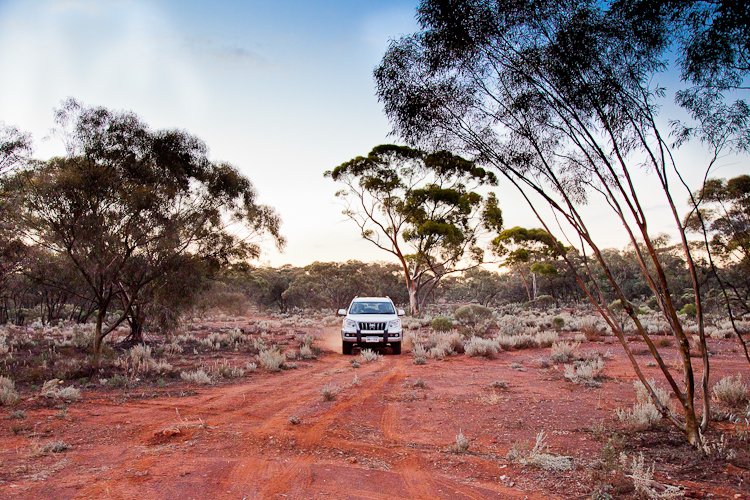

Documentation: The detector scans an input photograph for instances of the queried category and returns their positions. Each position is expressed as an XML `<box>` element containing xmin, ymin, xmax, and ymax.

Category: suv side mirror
<box><xmin>337</xmin><ymin>308</ymin><xmax>347</xmax><ymax>316</ymax></box>
<box><xmin>397</xmin><ymin>309</ymin><xmax>405</xmax><ymax>316</ymax></box>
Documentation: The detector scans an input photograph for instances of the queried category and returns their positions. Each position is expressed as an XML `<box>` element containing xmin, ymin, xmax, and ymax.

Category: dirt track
<box><xmin>1</xmin><ymin>326</ymin><xmax>747</xmax><ymax>498</ymax></box>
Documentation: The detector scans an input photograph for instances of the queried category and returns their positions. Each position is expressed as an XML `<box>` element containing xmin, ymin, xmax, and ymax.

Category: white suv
<box><xmin>337</xmin><ymin>297</ymin><xmax>405</xmax><ymax>355</ymax></box>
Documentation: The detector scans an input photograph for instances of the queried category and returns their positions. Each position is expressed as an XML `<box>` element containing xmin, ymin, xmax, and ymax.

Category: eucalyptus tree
<box><xmin>492</xmin><ymin>227</ymin><xmax>563</xmax><ymax>302</ymax></box>
<box><xmin>686</xmin><ymin>174</ymin><xmax>750</xmax><ymax>361</ymax></box>
<box><xmin>20</xmin><ymin>99</ymin><xmax>284</xmax><ymax>356</ymax></box>
<box><xmin>326</xmin><ymin>144</ymin><xmax>503</xmax><ymax>315</ymax></box>
<box><xmin>372</xmin><ymin>0</ymin><xmax>749</xmax><ymax>446</ymax></box>
<box><xmin>0</xmin><ymin>124</ymin><xmax>32</xmax><ymax>297</ymax></box>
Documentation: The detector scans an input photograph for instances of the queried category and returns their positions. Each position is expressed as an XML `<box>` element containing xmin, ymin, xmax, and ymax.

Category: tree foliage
<box><xmin>326</xmin><ymin>144</ymin><xmax>502</xmax><ymax>314</ymax></box>
<box><xmin>17</xmin><ymin>99</ymin><xmax>284</xmax><ymax>354</ymax></box>
<box><xmin>373</xmin><ymin>0</ymin><xmax>749</xmax><ymax>447</ymax></box>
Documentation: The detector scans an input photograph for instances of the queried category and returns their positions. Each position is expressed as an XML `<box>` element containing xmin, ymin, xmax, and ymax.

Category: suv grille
<box><xmin>358</xmin><ymin>322</ymin><xmax>386</xmax><ymax>331</ymax></box>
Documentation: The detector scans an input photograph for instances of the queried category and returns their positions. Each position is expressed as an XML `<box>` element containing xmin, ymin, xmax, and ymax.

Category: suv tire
<box><xmin>342</xmin><ymin>341</ymin><xmax>353</xmax><ymax>355</ymax></box>
<box><xmin>391</xmin><ymin>342</ymin><xmax>401</xmax><ymax>355</ymax></box>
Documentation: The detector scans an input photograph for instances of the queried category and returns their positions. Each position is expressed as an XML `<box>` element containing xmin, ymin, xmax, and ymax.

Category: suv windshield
<box><xmin>349</xmin><ymin>301</ymin><xmax>395</xmax><ymax>315</ymax></box>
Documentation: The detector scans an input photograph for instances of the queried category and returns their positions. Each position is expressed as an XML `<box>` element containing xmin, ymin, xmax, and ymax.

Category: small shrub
<box><xmin>9</xmin><ymin>410</ymin><xmax>26</xmax><ymax>420</ymax></box>
<box><xmin>657</xmin><ymin>336</ymin><xmax>673</xmax><ymax>347</ymax></box>
<box><xmin>454</xmin><ymin>304</ymin><xmax>494</xmax><ymax>335</ymax></box>
<box><xmin>360</xmin><ymin>349</ymin><xmax>381</xmax><ymax>363</ymax></box>
<box><xmin>616</xmin><ymin>380</ymin><xmax>671</xmax><ymax>429</ymax></box>
<box><xmin>72</xmin><ymin>325</ymin><xmax>94</xmax><ymax>349</ymax></box>
<box><xmin>680</xmin><ymin>303</ymin><xmax>697</xmax><ymax>318</ymax></box>
<box><xmin>210</xmin><ymin>360</ymin><xmax>245</xmax><ymax>379</ymax></box>
<box><xmin>412</xmin><ymin>343</ymin><xmax>427</xmax><ymax>365</ymax></box>
<box><xmin>129</xmin><ymin>344</ymin><xmax>152</xmax><ymax>367</ymax></box>
<box><xmin>288</xmin><ymin>415</ymin><xmax>301</xmax><ymax>425</ymax></box>
<box><xmin>0</xmin><ymin>377</ymin><xmax>19</xmax><ymax>406</ymax></box>
<box><xmin>180</xmin><ymin>369</ymin><xmax>212</xmax><ymax>385</ymax></box>
<box><xmin>564</xmin><ymin>357</ymin><xmax>605</xmax><ymax>387</ymax></box>
<box><xmin>321</xmin><ymin>383</ymin><xmax>340</xmax><ymax>401</ymax></box>
<box><xmin>508</xmin><ymin>431</ymin><xmax>573</xmax><ymax>471</ymax></box>
<box><xmin>430</xmin><ymin>316</ymin><xmax>454</xmax><ymax>332</ymax></box>
<box><xmin>245</xmin><ymin>362</ymin><xmax>258</xmax><ymax>372</ymax></box>
<box><xmin>552</xmin><ymin>317</ymin><xmax>565</xmax><ymax>330</ymax></box>
<box><xmin>57</xmin><ymin>386</ymin><xmax>81</xmax><ymax>402</ymax></box>
<box><xmin>259</xmin><ymin>348</ymin><xmax>286</xmax><ymax>372</ymax></box>
<box><xmin>534</xmin><ymin>331</ymin><xmax>558</xmax><ymax>348</ymax></box>
<box><xmin>299</xmin><ymin>344</ymin><xmax>316</xmax><ymax>359</ymax></box>
<box><xmin>489</xmin><ymin>380</ymin><xmax>508</xmax><ymax>390</ymax></box>
<box><xmin>464</xmin><ymin>336</ymin><xmax>498</xmax><ymax>357</ymax></box>
<box><xmin>450</xmin><ymin>431</ymin><xmax>470</xmax><ymax>453</ymax></box>
<box><xmin>107</xmin><ymin>374</ymin><xmax>128</xmax><ymax>388</ymax></box>
<box><xmin>629</xmin><ymin>453</ymin><xmax>683</xmax><ymax>498</ymax></box>
<box><xmin>41</xmin><ymin>441</ymin><xmax>71</xmax><ymax>454</ymax></box>
<box><xmin>350</xmin><ymin>360</ymin><xmax>361</xmax><ymax>368</ymax></box>
<box><xmin>579</xmin><ymin>318</ymin><xmax>602</xmax><ymax>341</ymax></box>
<box><xmin>162</xmin><ymin>342</ymin><xmax>183</xmax><ymax>356</ymax></box>
<box><xmin>712</xmin><ymin>374</ymin><xmax>748</xmax><ymax>408</ymax></box>
<box><xmin>550</xmin><ymin>341</ymin><xmax>579</xmax><ymax>363</ymax></box>
<box><xmin>411</xmin><ymin>378</ymin><xmax>426</xmax><ymax>389</ymax></box>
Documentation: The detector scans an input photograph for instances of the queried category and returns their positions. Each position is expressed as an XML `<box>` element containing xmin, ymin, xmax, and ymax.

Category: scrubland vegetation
<box><xmin>1</xmin><ymin>0</ymin><xmax>749</xmax><ymax>496</ymax></box>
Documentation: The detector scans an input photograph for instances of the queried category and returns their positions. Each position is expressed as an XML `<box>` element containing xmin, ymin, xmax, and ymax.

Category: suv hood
<box><xmin>347</xmin><ymin>314</ymin><xmax>397</xmax><ymax>323</ymax></box>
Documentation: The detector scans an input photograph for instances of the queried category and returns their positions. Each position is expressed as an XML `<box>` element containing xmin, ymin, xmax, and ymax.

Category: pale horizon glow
<box><xmin>0</xmin><ymin>0</ymin><xmax>745</xmax><ymax>269</ymax></box>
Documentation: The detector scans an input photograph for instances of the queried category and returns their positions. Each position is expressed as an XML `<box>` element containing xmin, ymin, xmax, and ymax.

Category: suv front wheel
<box><xmin>342</xmin><ymin>341</ymin><xmax>353</xmax><ymax>355</ymax></box>
<box><xmin>391</xmin><ymin>342</ymin><xmax>401</xmax><ymax>355</ymax></box>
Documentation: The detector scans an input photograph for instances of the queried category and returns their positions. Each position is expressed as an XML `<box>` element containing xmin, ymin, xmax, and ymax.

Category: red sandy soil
<box><xmin>0</xmin><ymin>323</ymin><xmax>748</xmax><ymax>499</ymax></box>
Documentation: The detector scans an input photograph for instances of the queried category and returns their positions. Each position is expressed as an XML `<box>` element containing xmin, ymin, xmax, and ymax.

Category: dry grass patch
<box><xmin>507</xmin><ymin>431</ymin><xmax>573</xmax><ymax>471</ymax></box>
<box><xmin>0</xmin><ymin>376</ymin><xmax>19</xmax><ymax>406</ymax></box>
<box><xmin>712</xmin><ymin>374</ymin><xmax>748</xmax><ymax>408</ymax></box>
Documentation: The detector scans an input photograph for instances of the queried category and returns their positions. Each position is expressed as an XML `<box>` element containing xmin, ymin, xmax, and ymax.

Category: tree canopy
<box><xmin>17</xmin><ymin>99</ymin><xmax>284</xmax><ymax>354</ymax></box>
<box><xmin>372</xmin><ymin>0</ymin><xmax>750</xmax><ymax>447</ymax></box>
<box><xmin>326</xmin><ymin>144</ymin><xmax>502</xmax><ymax>314</ymax></box>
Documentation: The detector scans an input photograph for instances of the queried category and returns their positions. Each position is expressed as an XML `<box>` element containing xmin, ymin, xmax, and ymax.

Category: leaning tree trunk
<box><xmin>119</xmin><ymin>307</ymin><xmax>145</xmax><ymax>349</ymax></box>
<box><xmin>407</xmin><ymin>280</ymin><xmax>419</xmax><ymax>316</ymax></box>
<box><xmin>93</xmin><ymin>306</ymin><xmax>106</xmax><ymax>362</ymax></box>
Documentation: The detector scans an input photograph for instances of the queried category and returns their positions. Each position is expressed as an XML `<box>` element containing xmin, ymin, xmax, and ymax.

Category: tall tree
<box><xmin>492</xmin><ymin>227</ymin><xmax>563</xmax><ymax>302</ymax></box>
<box><xmin>326</xmin><ymin>144</ymin><xmax>502</xmax><ymax>315</ymax></box>
<box><xmin>373</xmin><ymin>0</ymin><xmax>747</xmax><ymax>447</ymax></box>
<box><xmin>686</xmin><ymin>174</ymin><xmax>750</xmax><ymax>360</ymax></box>
<box><xmin>0</xmin><ymin>124</ymin><xmax>32</xmax><ymax>297</ymax></box>
<box><xmin>19</xmin><ymin>99</ymin><xmax>284</xmax><ymax>356</ymax></box>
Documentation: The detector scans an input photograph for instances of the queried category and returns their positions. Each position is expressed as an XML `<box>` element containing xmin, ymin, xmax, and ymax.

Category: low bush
<box><xmin>454</xmin><ymin>304</ymin><xmax>495</xmax><ymax>335</ymax></box>
<box><xmin>180</xmin><ymin>369</ymin><xmax>212</xmax><ymax>385</ymax></box>
<box><xmin>321</xmin><ymin>383</ymin><xmax>340</xmax><ymax>401</ymax></box>
<box><xmin>412</xmin><ymin>343</ymin><xmax>427</xmax><ymax>365</ymax></box>
<box><xmin>259</xmin><ymin>348</ymin><xmax>286</xmax><ymax>371</ymax></box>
<box><xmin>464</xmin><ymin>336</ymin><xmax>498</xmax><ymax>357</ymax></box>
<box><xmin>507</xmin><ymin>431</ymin><xmax>572</xmax><ymax>471</ymax></box>
<box><xmin>41</xmin><ymin>441</ymin><xmax>71</xmax><ymax>454</ymax></box>
<box><xmin>712</xmin><ymin>374</ymin><xmax>748</xmax><ymax>408</ymax></box>
<box><xmin>616</xmin><ymin>380</ymin><xmax>671</xmax><ymax>429</ymax></box>
<box><xmin>0</xmin><ymin>377</ymin><xmax>19</xmax><ymax>406</ymax></box>
<box><xmin>564</xmin><ymin>357</ymin><xmax>605</xmax><ymax>387</ymax></box>
<box><xmin>360</xmin><ymin>349</ymin><xmax>381</xmax><ymax>363</ymax></box>
<box><xmin>450</xmin><ymin>432</ymin><xmax>470</xmax><ymax>453</ymax></box>
<box><xmin>550</xmin><ymin>341</ymin><xmax>579</xmax><ymax>363</ymax></box>
<box><xmin>430</xmin><ymin>316</ymin><xmax>454</xmax><ymax>332</ymax></box>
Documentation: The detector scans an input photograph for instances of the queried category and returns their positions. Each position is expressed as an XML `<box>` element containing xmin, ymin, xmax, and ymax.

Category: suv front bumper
<box><xmin>341</xmin><ymin>331</ymin><xmax>402</xmax><ymax>344</ymax></box>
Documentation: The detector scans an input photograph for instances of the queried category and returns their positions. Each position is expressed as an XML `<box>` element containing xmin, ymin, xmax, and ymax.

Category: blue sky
<box><xmin>0</xmin><ymin>0</ymin><xmax>746</xmax><ymax>267</ymax></box>
<box><xmin>0</xmin><ymin>0</ymin><xmax>421</xmax><ymax>265</ymax></box>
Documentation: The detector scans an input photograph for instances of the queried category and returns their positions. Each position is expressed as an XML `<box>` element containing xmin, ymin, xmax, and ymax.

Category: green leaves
<box><xmin>327</xmin><ymin>143</ymin><xmax>504</xmax><ymax>313</ymax></box>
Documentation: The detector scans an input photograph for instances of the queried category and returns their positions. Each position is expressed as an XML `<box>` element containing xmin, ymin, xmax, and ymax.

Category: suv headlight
<box><xmin>344</xmin><ymin>319</ymin><xmax>357</xmax><ymax>329</ymax></box>
<box><xmin>387</xmin><ymin>319</ymin><xmax>401</xmax><ymax>330</ymax></box>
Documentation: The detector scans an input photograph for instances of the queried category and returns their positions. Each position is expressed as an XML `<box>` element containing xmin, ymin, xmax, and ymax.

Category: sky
<box><xmin>0</xmin><ymin>0</ymin><xmax>746</xmax><ymax>268</ymax></box>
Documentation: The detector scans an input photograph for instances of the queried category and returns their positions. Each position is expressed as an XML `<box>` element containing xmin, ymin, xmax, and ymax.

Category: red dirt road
<box><xmin>0</xmin><ymin>326</ymin><xmax>747</xmax><ymax>499</ymax></box>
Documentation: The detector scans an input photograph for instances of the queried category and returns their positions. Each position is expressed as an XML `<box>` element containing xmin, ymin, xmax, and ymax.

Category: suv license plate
<box><xmin>365</xmin><ymin>337</ymin><xmax>380</xmax><ymax>343</ymax></box>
